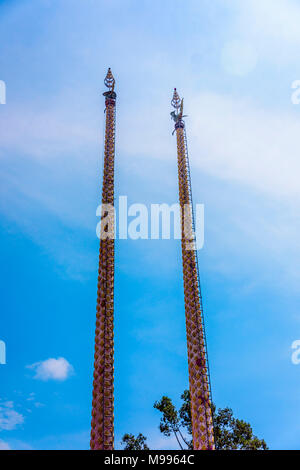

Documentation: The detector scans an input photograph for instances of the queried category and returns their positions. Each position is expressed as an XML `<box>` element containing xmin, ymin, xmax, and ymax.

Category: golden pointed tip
<box><xmin>104</xmin><ymin>67</ymin><xmax>115</xmax><ymax>89</ymax></box>
<box><xmin>171</xmin><ymin>88</ymin><xmax>181</xmax><ymax>109</ymax></box>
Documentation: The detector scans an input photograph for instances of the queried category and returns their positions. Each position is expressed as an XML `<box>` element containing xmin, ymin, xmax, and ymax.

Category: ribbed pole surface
<box><xmin>91</xmin><ymin>70</ymin><xmax>116</xmax><ymax>450</ymax></box>
<box><xmin>175</xmin><ymin>116</ymin><xmax>215</xmax><ymax>451</ymax></box>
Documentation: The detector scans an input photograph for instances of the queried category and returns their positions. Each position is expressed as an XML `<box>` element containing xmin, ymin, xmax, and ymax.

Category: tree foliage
<box><xmin>121</xmin><ymin>433</ymin><xmax>149</xmax><ymax>450</ymax></box>
<box><xmin>212</xmin><ymin>404</ymin><xmax>268</xmax><ymax>450</ymax></box>
<box><xmin>153</xmin><ymin>396</ymin><xmax>190</xmax><ymax>450</ymax></box>
<box><xmin>121</xmin><ymin>390</ymin><xmax>268</xmax><ymax>450</ymax></box>
<box><xmin>154</xmin><ymin>390</ymin><xmax>268</xmax><ymax>450</ymax></box>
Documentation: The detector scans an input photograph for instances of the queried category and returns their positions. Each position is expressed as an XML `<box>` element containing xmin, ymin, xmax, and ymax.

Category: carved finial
<box><xmin>171</xmin><ymin>88</ymin><xmax>181</xmax><ymax>110</ymax></box>
<box><xmin>170</xmin><ymin>88</ymin><xmax>185</xmax><ymax>127</ymax></box>
<box><xmin>104</xmin><ymin>68</ymin><xmax>115</xmax><ymax>90</ymax></box>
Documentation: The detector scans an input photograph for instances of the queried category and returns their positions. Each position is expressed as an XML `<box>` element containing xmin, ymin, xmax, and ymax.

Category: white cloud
<box><xmin>26</xmin><ymin>392</ymin><xmax>35</xmax><ymax>402</ymax></box>
<box><xmin>25</xmin><ymin>393</ymin><xmax>44</xmax><ymax>409</ymax></box>
<box><xmin>223</xmin><ymin>0</ymin><xmax>300</xmax><ymax>65</ymax></box>
<box><xmin>221</xmin><ymin>40</ymin><xmax>258</xmax><ymax>76</ymax></box>
<box><xmin>238</xmin><ymin>0</ymin><xmax>300</xmax><ymax>43</ymax></box>
<box><xmin>0</xmin><ymin>104</ymin><xmax>98</xmax><ymax>164</ymax></box>
<box><xmin>0</xmin><ymin>401</ymin><xmax>24</xmax><ymax>431</ymax></box>
<box><xmin>0</xmin><ymin>440</ymin><xmax>11</xmax><ymax>450</ymax></box>
<box><xmin>188</xmin><ymin>92</ymin><xmax>300</xmax><ymax>203</ymax></box>
<box><xmin>27</xmin><ymin>357</ymin><xmax>74</xmax><ymax>381</ymax></box>
<box><xmin>34</xmin><ymin>402</ymin><xmax>45</xmax><ymax>408</ymax></box>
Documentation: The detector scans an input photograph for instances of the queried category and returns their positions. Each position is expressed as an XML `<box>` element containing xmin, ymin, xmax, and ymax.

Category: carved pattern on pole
<box><xmin>91</xmin><ymin>69</ymin><xmax>116</xmax><ymax>451</ymax></box>
<box><xmin>172</xmin><ymin>89</ymin><xmax>215</xmax><ymax>451</ymax></box>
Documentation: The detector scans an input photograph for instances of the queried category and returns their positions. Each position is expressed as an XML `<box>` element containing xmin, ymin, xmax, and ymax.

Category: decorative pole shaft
<box><xmin>171</xmin><ymin>89</ymin><xmax>215</xmax><ymax>450</ymax></box>
<box><xmin>91</xmin><ymin>68</ymin><xmax>116</xmax><ymax>450</ymax></box>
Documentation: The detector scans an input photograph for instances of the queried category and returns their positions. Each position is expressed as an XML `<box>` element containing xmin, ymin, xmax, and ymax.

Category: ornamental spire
<box><xmin>171</xmin><ymin>88</ymin><xmax>181</xmax><ymax>110</ymax></box>
<box><xmin>91</xmin><ymin>69</ymin><xmax>117</xmax><ymax>451</ymax></box>
<box><xmin>104</xmin><ymin>67</ymin><xmax>115</xmax><ymax>91</ymax></box>
<box><xmin>171</xmin><ymin>88</ymin><xmax>215</xmax><ymax>450</ymax></box>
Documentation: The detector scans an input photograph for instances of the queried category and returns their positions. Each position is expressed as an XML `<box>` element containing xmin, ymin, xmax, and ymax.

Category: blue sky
<box><xmin>0</xmin><ymin>0</ymin><xmax>300</xmax><ymax>450</ymax></box>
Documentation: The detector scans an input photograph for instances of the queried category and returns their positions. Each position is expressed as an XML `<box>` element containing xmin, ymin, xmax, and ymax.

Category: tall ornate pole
<box><xmin>171</xmin><ymin>89</ymin><xmax>215</xmax><ymax>450</ymax></box>
<box><xmin>91</xmin><ymin>68</ymin><xmax>116</xmax><ymax>450</ymax></box>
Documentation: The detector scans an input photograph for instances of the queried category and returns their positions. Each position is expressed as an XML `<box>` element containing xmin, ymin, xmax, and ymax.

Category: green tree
<box><xmin>154</xmin><ymin>390</ymin><xmax>268</xmax><ymax>450</ymax></box>
<box><xmin>153</xmin><ymin>396</ymin><xmax>190</xmax><ymax>450</ymax></box>
<box><xmin>121</xmin><ymin>433</ymin><xmax>149</xmax><ymax>450</ymax></box>
<box><xmin>212</xmin><ymin>404</ymin><xmax>268</xmax><ymax>450</ymax></box>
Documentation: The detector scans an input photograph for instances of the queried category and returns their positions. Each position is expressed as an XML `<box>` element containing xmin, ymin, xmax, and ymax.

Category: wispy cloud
<box><xmin>222</xmin><ymin>0</ymin><xmax>300</xmax><ymax>65</ymax></box>
<box><xmin>0</xmin><ymin>440</ymin><xmax>11</xmax><ymax>450</ymax></box>
<box><xmin>0</xmin><ymin>401</ymin><xmax>24</xmax><ymax>431</ymax></box>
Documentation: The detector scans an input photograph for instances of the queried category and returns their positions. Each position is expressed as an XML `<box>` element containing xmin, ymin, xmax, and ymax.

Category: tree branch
<box><xmin>172</xmin><ymin>426</ymin><xmax>183</xmax><ymax>450</ymax></box>
<box><xmin>177</xmin><ymin>427</ymin><xmax>190</xmax><ymax>449</ymax></box>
